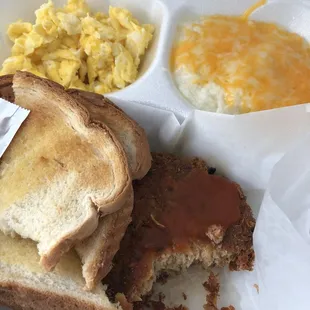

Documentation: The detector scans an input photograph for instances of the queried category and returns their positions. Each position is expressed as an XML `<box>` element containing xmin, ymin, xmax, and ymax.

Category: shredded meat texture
<box><xmin>105</xmin><ymin>153</ymin><xmax>255</xmax><ymax>304</ymax></box>
<box><xmin>157</xmin><ymin>272</ymin><xmax>169</xmax><ymax>285</ymax></box>
<box><xmin>203</xmin><ymin>272</ymin><xmax>220</xmax><ymax>310</ymax></box>
<box><xmin>202</xmin><ymin>272</ymin><xmax>236</xmax><ymax>310</ymax></box>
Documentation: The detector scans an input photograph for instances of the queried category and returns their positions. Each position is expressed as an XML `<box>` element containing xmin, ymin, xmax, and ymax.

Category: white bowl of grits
<box><xmin>171</xmin><ymin>0</ymin><xmax>310</xmax><ymax>114</ymax></box>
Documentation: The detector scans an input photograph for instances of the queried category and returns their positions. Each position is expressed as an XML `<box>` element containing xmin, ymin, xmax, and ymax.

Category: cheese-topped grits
<box><xmin>171</xmin><ymin>15</ymin><xmax>310</xmax><ymax>114</ymax></box>
<box><xmin>0</xmin><ymin>0</ymin><xmax>154</xmax><ymax>95</ymax></box>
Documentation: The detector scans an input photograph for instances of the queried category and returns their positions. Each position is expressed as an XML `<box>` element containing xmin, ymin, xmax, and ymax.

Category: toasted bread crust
<box><xmin>67</xmin><ymin>89</ymin><xmax>151</xmax><ymax>289</ymax></box>
<box><xmin>66</xmin><ymin>90</ymin><xmax>151</xmax><ymax>289</ymax></box>
<box><xmin>0</xmin><ymin>282</ymin><xmax>116</xmax><ymax>310</ymax></box>
<box><xmin>0</xmin><ymin>73</ymin><xmax>132</xmax><ymax>213</ymax></box>
<box><xmin>0</xmin><ymin>74</ymin><xmax>14</xmax><ymax>102</ymax></box>
<box><xmin>0</xmin><ymin>231</ymin><xmax>122</xmax><ymax>310</ymax></box>
<box><xmin>67</xmin><ymin>89</ymin><xmax>152</xmax><ymax>179</ymax></box>
<box><xmin>76</xmin><ymin>192</ymin><xmax>134</xmax><ymax>290</ymax></box>
<box><xmin>13</xmin><ymin>71</ymin><xmax>132</xmax><ymax>213</ymax></box>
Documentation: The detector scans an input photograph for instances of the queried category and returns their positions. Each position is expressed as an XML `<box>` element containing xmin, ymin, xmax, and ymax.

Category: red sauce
<box><xmin>105</xmin><ymin>153</ymin><xmax>250</xmax><ymax>303</ymax></box>
<box><xmin>134</xmin><ymin>169</ymin><xmax>241</xmax><ymax>252</ymax></box>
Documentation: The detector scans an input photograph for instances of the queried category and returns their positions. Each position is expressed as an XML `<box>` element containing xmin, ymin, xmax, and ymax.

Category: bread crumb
<box><xmin>182</xmin><ymin>292</ymin><xmax>187</xmax><ymax>300</ymax></box>
<box><xmin>205</xmin><ymin>225</ymin><xmax>225</xmax><ymax>244</ymax></box>
<box><xmin>203</xmin><ymin>272</ymin><xmax>220</xmax><ymax>309</ymax></box>
<box><xmin>157</xmin><ymin>272</ymin><xmax>169</xmax><ymax>285</ymax></box>
<box><xmin>254</xmin><ymin>284</ymin><xmax>259</xmax><ymax>294</ymax></box>
<box><xmin>202</xmin><ymin>272</ymin><xmax>236</xmax><ymax>310</ymax></box>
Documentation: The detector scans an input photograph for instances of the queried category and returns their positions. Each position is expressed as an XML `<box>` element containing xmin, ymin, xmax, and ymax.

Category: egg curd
<box><xmin>0</xmin><ymin>0</ymin><xmax>154</xmax><ymax>94</ymax></box>
<box><xmin>171</xmin><ymin>13</ymin><xmax>310</xmax><ymax>113</ymax></box>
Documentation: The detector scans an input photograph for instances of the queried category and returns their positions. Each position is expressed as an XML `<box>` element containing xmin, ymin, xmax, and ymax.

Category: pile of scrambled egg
<box><xmin>0</xmin><ymin>0</ymin><xmax>154</xmax><ymax>94</ymax></box>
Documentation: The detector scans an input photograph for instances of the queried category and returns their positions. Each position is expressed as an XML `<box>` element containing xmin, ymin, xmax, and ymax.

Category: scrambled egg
<box><xmin>1</xmin><ymin>0</ymin><xmax>154</xmax><ymax>94</ymax></box>
<box><xmin>171</xmin><ymin>3</ymin><xmax>310</xmax><ymax>113</ymax></box>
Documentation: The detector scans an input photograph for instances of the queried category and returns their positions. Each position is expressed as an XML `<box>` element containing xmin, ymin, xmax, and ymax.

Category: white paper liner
<box><xmin>114</xmin><ymin>100</ymin><xmax>310</xmax><ymax>310</ymax></box>
<box><xmin>0</xmin><ymin>98</ymin><xmax>30</xmax><ymax>158</ymax></box>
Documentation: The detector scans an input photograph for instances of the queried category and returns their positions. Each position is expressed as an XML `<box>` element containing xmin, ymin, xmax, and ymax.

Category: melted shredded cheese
<box><xmin>242</xmin><ymin>0</ymin><xmax>267</xmax><ymax>20</ymax></box>
<box><xmin>172</xmin><ymin>15</ymin><xmax>310</xmax><ymax>113</ymax></box>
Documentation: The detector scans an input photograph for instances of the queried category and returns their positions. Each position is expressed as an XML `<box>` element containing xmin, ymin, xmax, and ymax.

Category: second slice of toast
<box><xmin>0</xmin><ymin>231</ymin><xmax>120</xmax><ymax>310</ymax></box>
<box><xmin>68</xmin><ymin>89</ymin><xmax>151</xmax><ymax>290</ymax></box>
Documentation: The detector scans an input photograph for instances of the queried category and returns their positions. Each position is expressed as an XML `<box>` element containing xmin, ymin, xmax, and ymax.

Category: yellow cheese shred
<box><xmin>242</xmin><ymin>0</ymin><xmax>267</xmax><ymax>20</ymax></box>
<box><xmin>171</xmin><ymin>15</ymin><xmax>310</xmax><ymax>113</ymax></box>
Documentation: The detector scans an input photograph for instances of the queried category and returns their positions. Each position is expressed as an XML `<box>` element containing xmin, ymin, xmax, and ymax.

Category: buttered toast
<box><xmin>68</xmin><ymin>89</ymin><xmax>151</xmax><ymax>289</ymax></box>
<box><xmin>0</xmin><ymin>232</ymin><xmax>120</xmax><ymax>310</ymax></box>
<box><xmin>0</xmin><ymin>72</ymin><xmax>132</xmax><ymax>271</ymax></box>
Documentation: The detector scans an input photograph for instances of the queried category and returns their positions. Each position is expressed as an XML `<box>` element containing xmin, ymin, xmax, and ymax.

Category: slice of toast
<box><xmin>0</xmin><ymin>232</ymin><xmax>120</xmax><ymax>310</ymax></box>
<box><xmin>0</xmin><ymin>72</ymin><xmax>132</xmax><ymax>271</ymax></box>
<box><xmin>67</xmin><ymin>89</ymin><xmax>152</xmax><ymax>180</ymax></box>
<box><xmin>67</xmin><ymin>89</ymin><xmax>151</xmax><ymax>289</ymax></box>
<box><xmin>76</xmin><ymin>193</ymin><xmax>134</xmax><ymax>291</ymax></box>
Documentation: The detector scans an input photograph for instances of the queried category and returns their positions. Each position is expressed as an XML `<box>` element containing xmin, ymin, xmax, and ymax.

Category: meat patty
<box><xmin>105</xmin><ymin>153</ymin><xmax>255</xmax><ymax>302</ymax></box>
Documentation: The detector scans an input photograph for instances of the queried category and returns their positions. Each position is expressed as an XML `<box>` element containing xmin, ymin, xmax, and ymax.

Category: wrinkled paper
<box><xmin>114</xmin><ymin>99</ymin><xmax>310</xmax><ymax>310</ymax></box>
<box><xmin>0</xmin><ymin>98</ymin><xmax>30</xmax><ymax>158</ymax></box>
